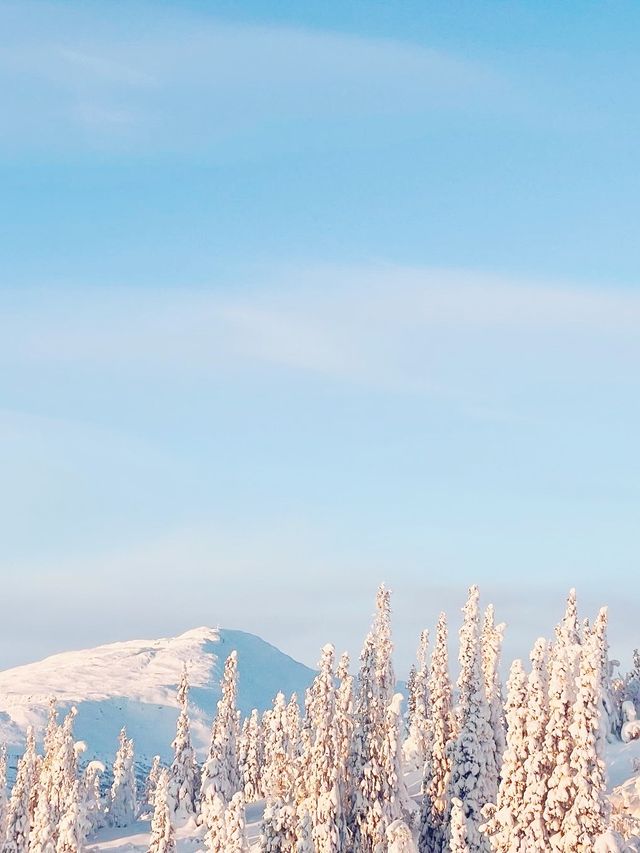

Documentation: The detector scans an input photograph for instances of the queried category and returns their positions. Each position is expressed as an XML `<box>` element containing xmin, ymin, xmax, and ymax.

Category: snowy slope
<box><xmin>0</xmin><ymin>627</ymin><xmax>314</xmax><ymax>766</ymax></box>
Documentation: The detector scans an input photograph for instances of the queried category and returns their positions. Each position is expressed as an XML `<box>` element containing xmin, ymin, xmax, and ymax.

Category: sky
<box><xmin>1</xmin><ymin>1</ymin><xmax>640</xmax><ymax>674</ymax></box>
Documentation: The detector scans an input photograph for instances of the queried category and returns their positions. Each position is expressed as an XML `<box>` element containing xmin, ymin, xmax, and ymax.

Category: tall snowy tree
<box><xmin>201</xmin><ymin>651</ymin><xmax>241</xmax><ymax>806</ymax></box>
<box><xmin>295</xmin><ymin>808</ymin><xmax>316</xmax><ymax>853</ymax></box>
<box><xmin>263</xmin><ymin>693</ymin><xmax>297</xmax><ymax>802</ymax></box>
<box><xmin>481</xmin><ymin>605</ymin><xmax>505</xmax><ymax>799</ymax></box>
<box><xmin>109</xmin><ymin>728</ymin><xmax>137</xmax><ymax>828</ymax></box>
<box><xmin>238</xmin><ymin>710</ymin><xmax>263</xmax><ymax>803</ymax></box>
<box><xmin>259</xmin><ymin>798</ymin><xmax>297</xmax><ymax>853</ymax></box>
<box><xmin>2</xmin><ymin>729</ymin><xmax>38</xmax><ymax>853</ymax></box>
<box><xmin>148</xmin><ymin>769</ymin><xmax>175</xmax><ymax>853</ymax></box>
<box><xmin>0</xmin><ymin>744</ymin><xmax>8</xmax><ymax>841</ymax></box>
<box><xmin>519</xmin><ymin>638</ymin><xmax>550</xmax><ymax>851</ymax></box>
<box><xmin>335</xmin><ymin>652</ymin><xmax>354</xmax><ymax>806</ymax></box>
<box><xmin>543</xmin><ymin>640</ymin><xmax>577</xmax><ymax>843</ymax></box>
<box><xmin>201</xmin><ymin>789</ymin><xmax>227</xmax><ymax>853</ymax></box>
<box><xmin>419</xmin><ymin>612</ymin><xmax>452</xmax><ymax>853</ymax></box>
<box><xmin>169</xmin><ymin>667</ymin><xmax>198</xmax><ymax>816</ymax></box>
<box><xmin>447</xmin><ymin>586</ymin><xmax>493</xmax><ymax>853</ymax></box>
<box><xmin>81</xmin><ymin>761</ymin><xmax>106</xmax><ymax>834</ymax></box>
<box><xmin>386</xmin><ymin>819</ymin><xmax>418</xmax><ymax>853</ymax></box>
<box><xmin>450</xmin><ymin>798</ymin><xmax>470</xmax><ymax>853</ymax></box>
<box><xmin>225</xmin><ymin>792</ymin><xmax>250</xmax><ymax>853</ymax></box>
<box><xmin>305</xmin><ymin>644</ymin><xmax>342</xmax><ymax>853</ymax></box>
<box><xmin>56</xmin><ymin>780</ymin><xmax>91</xmax><ymax>853</ymax></box>
<box><xmin>404</xmin><ymin>630</ymin><xmax>430</xmax><ymax>770</ymax></box>
<box><xmin>348</xmin><ymin>586</ymin><xmax>410</xmax><ymax>852</ymax></box>
<box><xmin>145</xmin><ymin>756</ymin><xmax>163</xmax><ymax>814</ymax></box>
<box><xmin>480</xmin><ymin>659</ymin><xmax>529</xmax><ymax>853</ymax></box>
<box><xmin>562</xmin><ymin>619</ymin><xmax>609</xmax><ymax>851</ymax></box>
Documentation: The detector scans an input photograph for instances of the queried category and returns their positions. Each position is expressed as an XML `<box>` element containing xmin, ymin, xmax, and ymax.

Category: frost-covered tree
<box><xmin>519</xmin><ymin>638</ymin><xmax>550</xmax><ymax>851</ymax></box>
<box><xmin>109</xmin><ymin>728</ymin><xmax>137</xmax><ymax>828</ymax></box>
<box><xmin>201</xmin><ymin>789</ymin><xmax>227</xmax><ymax>853</ymax></box>
<box><xmin>543</xmin><ymin>641</ymin><xmax>577</xmax><ymax>843</ymax></box>
<box><xmin>56</xmin><ymin>780</ymin><xmax>91</xmax><ymax>853</ymax></box>
<box><xmin>481</xmin><ymin>605</ymin><xmax>505</xmax><ymax>798</ymax></box>
<box><xmin>305</xmin><ymin>644</ymin><xmax>342</xmax><ymax>853</ymax></box>
<box><xmin>386</xmin><ymin>819</ymin><xmax>418</xmax><ymax>853</ymax></box>
<box><xmin>450</xmin><ymin>798</ymin><xmax>470</xmax><ymax>853</ymax></box>
<box><xmin>149</xmin><ymin>769</ymin><xmax>175</xmax><ymax>853</ymax></box>
<box><xmin>335</xmin><ymin>653</ymin><xmax>354</xmax><ymax>803</ymax></box>
<box><xmin>3</xmin><ymin>729</ymin><xmax>38</xmax><ymax>853</ymax></box>
<box><xmin>238</xmin><ymin>710</ymin><xmax>263</xmax><ymax>802</ymax></box>
<box><xmin>593</xmin><ymin>607</ymin><xmax>618</xmax><ymax>741</ymax></box>
<box><xmin>201</xmin><ymin>652</ymin><xmax>241</xmax><ymax>805</ymax></box>
<box><xmin>225</xmin><ymin>792</ymin><xmax>249</xmax><ymax>853</ymax></box>
<box><xmin>382</xmin><ymin>693</ymin><xmax>416</xmax><ymax>826</ymax></box>
<box><xmin>0</xmin><ymin>744</ymin><xmax>8</xmax><ymax>840</ymax></box>
<box><xmin>404</xmin><ymin>630</ymin><xmax>430</xmax><ymax>770</ymax></box>
<box><xmin>145</xmin><ymin>756</ymin><xmax>163</xmax><ymax>814</ymax></box>
<box><xmin>31</xmin><ymin>705</ymin><xmax>79</xmax><ymax>853</ymax></box>
<box><xmin>259</xmin><ymin>799</ymin><xmax>297</xmax><ymax>853</ymax></box>
<box><xmin>480</xmin><ymin>660</ymin><xmax>529</xmax><ymax>852</ymax></box>
<box><xmin>562</xmin><ymin>622</ymin><xmax>609</xmax><ymax>851</ymax></box>
<box><xmin>169</xmin><ymin>667</ymin><xmax>198</xmax><ymax>815</ymax></box>
<box><xmin>419</xmin><ymin>612</ymin><xmax>452</xmax><ymax>853</ymax></box>
<box><xmin>263</xmin><ymin>693</ymin><xmax>297</xmax><ymax>801</ymax></box>
<box><xmin>447</xmin><ymin>586</ymin><xmax>493</xmax><ymax>853</ymax></box>
<box><xmin>348</xmin><ymin>586</ymin><xmax>409</xmax><ymax>853</ymax></box>
<box><xmin>295</xmin><ymin>808</ymin><xmax>316</xmax><ymax>853</ymax></box>
<box><xmin>347</xmin><ymin>633</ymin><xmax>385</xmax><ymax>852</ymax></box>
<box><xmin>81</xmin><ymin>761</ymin><xmax>106</xmax><ymax>834</ymax></box>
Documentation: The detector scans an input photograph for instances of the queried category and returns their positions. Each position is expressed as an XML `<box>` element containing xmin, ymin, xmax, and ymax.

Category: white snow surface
<box><xmin>0</xmin><ymin>627</ymin><xmax>314</xmax><ymax>765</ymax></box>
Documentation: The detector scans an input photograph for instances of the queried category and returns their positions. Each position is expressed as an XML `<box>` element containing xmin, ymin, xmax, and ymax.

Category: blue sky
<box><xmin>1</xmin><ymin>1</ymin><xmax>639</xmax><ymax>672</ymax></box>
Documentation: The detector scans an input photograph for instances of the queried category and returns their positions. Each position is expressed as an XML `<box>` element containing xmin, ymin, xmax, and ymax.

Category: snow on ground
<box><xmin>0</xmin><ymin>627</ymin><xmax>314</xmax><ymax>766</ymax></box>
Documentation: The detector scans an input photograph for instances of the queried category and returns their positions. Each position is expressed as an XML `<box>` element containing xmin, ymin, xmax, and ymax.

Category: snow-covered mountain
<box><xmin>0</xmin><ymin>627</ymin><xmax>314</xmax><ymax>766</ymax></box>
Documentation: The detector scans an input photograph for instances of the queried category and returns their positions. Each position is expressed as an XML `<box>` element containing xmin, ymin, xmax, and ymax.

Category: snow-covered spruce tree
<box><xmin>386</xmin><ymin>819</ymin><xmax>418</xmax><ymax>853</ymax></box>
<box><xmin>348</xmin><ymin>587</ymin><xmax>411</xmax><ymax>853</ymax></box>
<box><xmin>418</xmin><ymin>612</ymin><xmax>452</xmax><ymax>853</ymax></box>
<box><xmin>295</xmin><ymin>808</ymin><xmax>316</xmax><ymax>853</ymax></box>
<box><xmin>593</xmin><ymin>607</ymin><xmax>619</xmax><ymax>742</ymax></box>
<box><xmin>263</xmin><ymin>693</ymin><xmax>297</xmax><ymax>802</ymax></box>
<box><xmin>404</xmin><ymin>630</ymin><xmax>430</xmax><ymax>770</ymax></box>
<box><xmin>259</xmin><ymin>798</ymin><xmax>297</xmax><ymax>853</ymax></box>
<box><xmin>382</xmin><ymin>692</ymin><xmax>416</xmax><ymax>826</ymax></box>
<box><xmin>562</xmin><ymin>614</ymin><xmax>610</xmax><ymax>852</ymax></box>
<box><xmin>145</xmin><ymin>756</ymin><xmax>163</xmax><ymax>813</ymax></box>
<box><xmin>450</xmin><ymin>798</ymin><xmax>470</xmax><ymax>853</ymax></box>
<box><xmin>109</xmin><ymin>728</ymin><xmax>137</xmax><ymax>828</ymax></box>
<box><xmin>519</xmin><ymin>638</ymin><xmax>550</xmax><ymax>851</ymax></box>
<box><xmin>0</xmin><ymin>744</ymin><xmax>8</xmax><ymax>840</ymax></box>
<box><xmin>31</xmin><ymin>705</ymin><xmax>79</xmax><ymax>853</ymax></box>
<box><xmin>2</xmin><ymin>729</ymin><xmax>38</xmax><ymax>853</ymax></box>
<box><xmin>225</xmin><ymin>791</ymin><xmax>249</xmax><ymax>853</ymax></box>
<box><xmin>52</xmin><ymin>707</ymin><xmax>79</xmax><ymax>821</ymax></box>
<box><xmin>56</xmin><ymin>780</ymin><xmax>91</xmax><ymax>853</ymax></box>
<box><xmin>201</xmin><ymin>651</ymin><xmax>241</xmax><ymax>806</ymax></box>
<box><xmin>481</xmin><ymin>605</ymin><xmax>505</xmax><ymax>799</ymax></box>
<box><xmin>447</xmin><ymin>585</ymin><xmax>493</xmax><ymax>853</ymax></box>
<box><xmin>238</xmin><ymin>709</ymin><xmax>263</xmax><ymax>803</ymax></box>
<box><xmin>335</xmin><ymin>652</ymin><xmax>354</xmax><ymax>801</ymax></box>
<box><xmin>480</xmin><ymin>659</ymin><xmax>529</xmax><ymax>852</ymax></box>
<box><xmin>149</xmin><ymin>769</ymin><xmax>175</xmax><ymax>853</ymax></box>
<box><xmin>373</xmin><ymin>583</ymin><xmax>395</xmax><ymax>706</ymax></box>
<box><xmin>201</xmin><ymin>788</ymin><xmax>227</xmax><ymax>853</ymax></box>
<box><xmin>169</xmin><ymin>667</ymin><xmax>198</xmax><ymax>816</ymax></box>
<box><xmin>347</xmin><ymin>632</ymin><xmax>385</xmax><ymax>852</ymax></box>
<box><xmin>543</xmin><ymin>638</ymin><xmax>577</xmax><ymax>843</ymax></box>
<box><xmin>305</xmin><ymin>644</ymin><xmax>342</xmax><ymax>853</ymax></box>
<box><xmin>81</xmin><ymin>760</ymin><xmax>106</xmax><ymax>834</ymax></box>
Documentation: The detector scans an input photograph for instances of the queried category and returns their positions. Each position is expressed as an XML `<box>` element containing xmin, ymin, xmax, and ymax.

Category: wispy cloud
<box><xmin>4</xmin><ymin>266</ymin><xmax>640</xmax><ymax>412</ymax></box>
<box><xmin>0</xmin><ymin>2</ymin><xmax>503</xmax><ymax>153</ymax></box>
